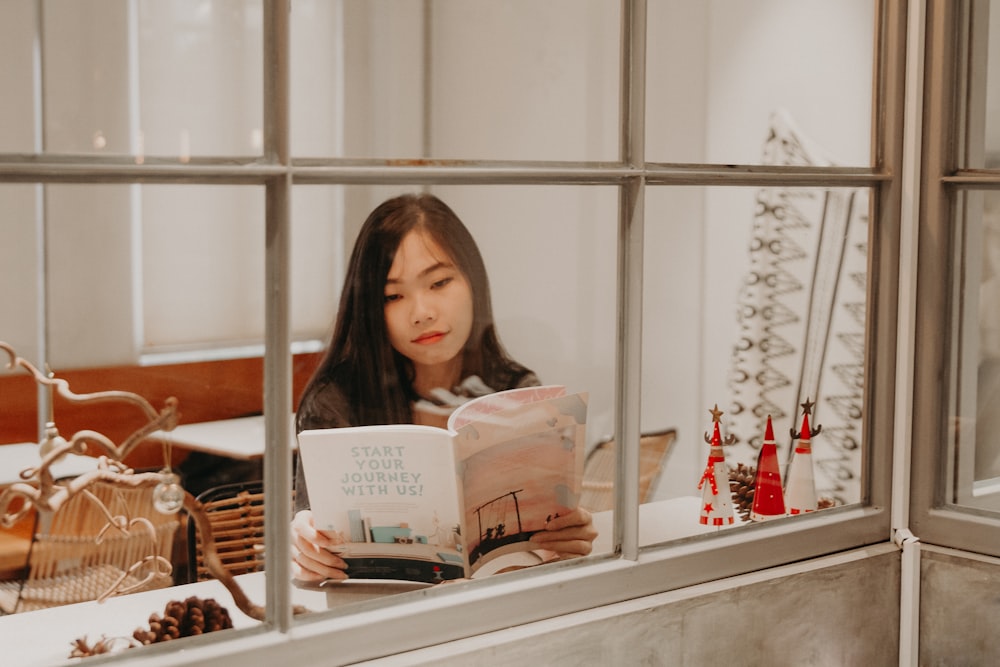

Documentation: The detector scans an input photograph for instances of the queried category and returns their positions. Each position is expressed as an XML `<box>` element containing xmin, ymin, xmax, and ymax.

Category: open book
<box><xmin>296</xmin><ymin>385</ymin><xmax>588</xmax><ymax>584</ymax></box>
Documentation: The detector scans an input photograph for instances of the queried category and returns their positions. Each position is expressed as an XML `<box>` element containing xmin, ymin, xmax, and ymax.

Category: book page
<box><xmin>452</xmin><ymin>392</ymin><xmax>588</xmax><ymax>573</ymax></box>
<box><xmin>296</xmin><ymin>425</ymin><xmax>466</xmax><ymax>581</ymax></box>
<box><xmin>447</xmin><ymin>384</ymin><xmax>567</xmax><ymax>431</ymax></box>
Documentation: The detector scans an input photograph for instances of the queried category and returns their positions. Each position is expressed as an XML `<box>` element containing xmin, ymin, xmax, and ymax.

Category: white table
<box><xmin>0</xmin><ymin>572</ymin><xmax>328</xmax><ymax>666</ymax></box>
<box><xmin>0</xmin><ymin>497</ymin><xmax>745</xmax><ymax>665</ymax></box>
<box><xmin>591</xmin><ymin>496</ymin><xmax>742</xmax><ymax>553</ymax></box>
<box><xmin>0</xmin><ymin>443</ymin><xmax>99</xmax><ymax>486</ymax></box>
<box><xmin>152</xmin><ymin>414</ymin><xmax>297</xmax><ymax>460</ymax></box>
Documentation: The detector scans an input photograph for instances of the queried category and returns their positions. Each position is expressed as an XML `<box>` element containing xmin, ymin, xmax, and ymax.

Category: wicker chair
<box><xmin>579</xmin><ymin>428</ymin><xmax>676</xmax><ymax>513</ymax></box>
<box><xmin>0</xmin><ymin>480</ymin><xmax>179</xmax><ymax>614</ymax></box>
<box><xmin>187</xmin><ymin>480</ymin><xmax>265</xmax><ymax>583</ymax></box>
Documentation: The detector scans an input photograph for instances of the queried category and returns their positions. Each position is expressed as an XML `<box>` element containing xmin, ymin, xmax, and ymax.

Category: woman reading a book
<box><xmin>291</xmin><ymin>193</ymin><xmax>597</xmax><ymax>583</ymax></box>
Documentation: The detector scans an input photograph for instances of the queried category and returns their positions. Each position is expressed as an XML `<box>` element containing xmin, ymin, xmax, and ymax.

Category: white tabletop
<box><xmin>591</xmin><ymin>496</ymin><xmax>742</xmax><ymax>553</ymax></box>
<box><xmin>0</xmin><ymin>497</ymin><xmax>744</xmax><ymax>665</ymax></box>
<box><xmin>0</xmin><ymin>572</ymin><xmax>328</xmax><ymax>666</ymax></box>
<box><xmin>0</xmin><ymin>443</ymin><xmax>99</xmax><ymax>487</ymax></box>
<box><xmin>151</xmin><ymin>414</ymin><xmax>297</xmax><ymax>460</ymax></box>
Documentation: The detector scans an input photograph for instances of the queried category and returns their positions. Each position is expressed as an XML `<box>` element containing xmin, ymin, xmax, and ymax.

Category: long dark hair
<box><xmin>299</xmin><ymin>193</ymin><xmax>532</xmax><ymax>426</ymax></box>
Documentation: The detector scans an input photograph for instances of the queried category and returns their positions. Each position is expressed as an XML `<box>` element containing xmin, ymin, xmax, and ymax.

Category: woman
<box><xmin>291</xmin><ymin>193</ymin><xmax>596</xmax><ymax>583</ymax></box>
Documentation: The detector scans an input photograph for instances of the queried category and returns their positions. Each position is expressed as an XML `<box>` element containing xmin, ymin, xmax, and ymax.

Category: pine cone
<box><xmin>132</xmin><ymin>597</ymin><xmax>233</xmax><ymax>646</ymax></box>
<box><xmin>728</xmin><ymin>463</ymin><xmax>756</xmax><ymax>521</ymax></box>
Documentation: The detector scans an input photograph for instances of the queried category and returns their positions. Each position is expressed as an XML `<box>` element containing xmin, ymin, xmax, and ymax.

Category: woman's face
<box><xmin>383</xmin><ymin>229</ymin><xmax>474</xmax><ymax>379</ymax></box>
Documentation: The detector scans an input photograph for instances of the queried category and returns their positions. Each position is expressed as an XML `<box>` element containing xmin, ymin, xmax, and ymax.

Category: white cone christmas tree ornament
<box><xmin>785</xmin><ymin>398</ymin><xmax>822</xmax><ymax>515</ymax></box>
<box><xmin>750</xmin><ymin>415</ymin><xmax>787</xmax><ymax>521</ymax></box>
<box><xmin>698</xmin><ymin>405</ymin><xmax>735</xmax><ymax>526</ymax></box>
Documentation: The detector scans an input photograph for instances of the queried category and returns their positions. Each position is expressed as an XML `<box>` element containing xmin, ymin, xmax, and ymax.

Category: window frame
<box><xmin>910</xmin><ymin>0</ymin><xmax>1000</xmax><ymax>557</ymax></box>
<box><xmin>0</xmin><ymin>0</ymin><xmax>909</xmax><ymax>664</ymax></box>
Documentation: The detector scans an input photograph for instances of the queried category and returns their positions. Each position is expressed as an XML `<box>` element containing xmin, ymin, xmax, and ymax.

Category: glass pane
<box><xmin>646</xmin><ymin>0</ymin><xmax>875</xmax><ymax>166</ymax></box>
<box><xmin>142</xmin><ymin>185</ymin><xmax>266</xmax><ymax>352</ymax></box>
<box><xmin>40</xmin><ymin>0</ymin><xmax>263</xmax><ymax>157</ymax></box>
<box><xmin>292</xmin><ymin>0</ymin><xmax>620</xmax><ymax>161</ymax></box>
<box><xmin>289</xmin><ymin>185</ymin><xmax>617</xmax><ymax>614</ymax></box>
<box><xmin>1</xmin><ymin>185</ymin><xmax>291</xmax><ymax>656</ymax></box>
<box><xmin>0</xmin><ymin>186</ymin><xmax>42</xmax><ymax>369</ymax></box>
<box><xmin>951</xmin><ymin>190</ymin><xmax>1000</xmax><ymax>512</ymax></box>
<box><xmin>0</xmin><ymin>3</ymin><xmax>37</xmax><ymax>153</ymax></box>
<box><xmin>642</xmin><ymin>183</ymin><xmax>869</xmax><ymax>543</ymax></box>
<box><xmin>139</xmin><ymin>185</ymin><xmax>339</xmax><ymax>355</ymax></box>
<box><xmin>975</xmin><ymin>0</ymin><xmax>1000</xmax><ymax>167</ymax></box>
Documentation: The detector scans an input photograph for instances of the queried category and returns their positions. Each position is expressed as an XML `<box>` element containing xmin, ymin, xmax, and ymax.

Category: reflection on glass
<box><xmin>646</xmin><ymin>0</ymin><xmax>875</xmax><ymax>166</ymax></box>
<box><xmin>981</xmin><ymin>0</ymin><xmax>1000</xmax><ymax>166</ymax></box>
<box><xmin>978</xmin><ymin>190</ymin><xmax>1000</xmax><ymax>482</ymax></box>
<box><xmin>956</xmin><ymin>189</ymin><xmax>1000</xmax><ymax>511</ymax></box>
<box><xmin>643</xmin><ymin>181</ymin><xmax>868</xmax><ymax>544</ymax></box>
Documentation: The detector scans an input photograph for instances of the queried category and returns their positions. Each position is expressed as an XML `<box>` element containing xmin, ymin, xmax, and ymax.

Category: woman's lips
<box><xmin>413</xmin><ymin>331</ymin><xmax>446</xmax><ymax>345</ymax></box>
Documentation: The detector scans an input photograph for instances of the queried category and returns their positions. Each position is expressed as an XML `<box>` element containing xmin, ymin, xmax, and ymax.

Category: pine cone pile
<box><xmin>728</xmin><ymin>463</ymin><xmax>756</xmax><ymax>521</ymax></box>
<box><xmin>133</xmin><ymin>596</ymin><xmax>233</xmax><ymax>644</ymax></box>
<box><xmin>69</xmin><ymin>597</ymin><xmax>234</xmax><ymax>659</ymax></box>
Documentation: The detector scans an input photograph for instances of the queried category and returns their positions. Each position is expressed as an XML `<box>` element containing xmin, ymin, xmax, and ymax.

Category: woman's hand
<box><xmin>527</xmin><ymin>507</ymin><xmax>597</xmax><ymax>561</ymax></box>
<box><xmin>290</xmin><ymin>509</ymin><xmax>349</xmax><ymax>583</ymax></box>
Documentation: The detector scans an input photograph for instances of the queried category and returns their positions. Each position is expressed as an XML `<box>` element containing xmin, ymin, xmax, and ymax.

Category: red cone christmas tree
<box><xmin>750</xmin><ymin>415</ymin><xmax>786</xmax><ymax>521</ymax></box>
<box><xmin>785</xmin><ymin>398</ymin><xmax>822</xmax><ymax>515</ymax></box>
<box><xmin>698</xmin><ymin>405</ymin><xmax>735</xmax><ymax>526</ymax></box>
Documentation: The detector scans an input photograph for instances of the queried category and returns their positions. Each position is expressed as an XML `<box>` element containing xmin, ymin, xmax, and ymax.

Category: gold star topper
<box><xmin>709</xmin><ymin>404</ymin><xmax>724</xmax><ymax>423</ymax></box>
<box><xmin>705</xmin><ymin>404</ymin><xmax>736</xmax><ymax>445</ymax></box>
<box><xmin>791</xmin><ymin>397</ymin><xmax>822</xmax><ymax>439</ymax></box>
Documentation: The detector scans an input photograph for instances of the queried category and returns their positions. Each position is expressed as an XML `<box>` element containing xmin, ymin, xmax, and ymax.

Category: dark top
<box><xmin>293</xmin><ymin>371</ymin><xmax>540</xmax><ymax>512</ymax></box>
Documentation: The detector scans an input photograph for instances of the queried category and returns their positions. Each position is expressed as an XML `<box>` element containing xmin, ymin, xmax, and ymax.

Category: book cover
<box><xmin>296</xmin><ymin>385</ymin><xmax>588</xmax><ymax>583</ymax></box>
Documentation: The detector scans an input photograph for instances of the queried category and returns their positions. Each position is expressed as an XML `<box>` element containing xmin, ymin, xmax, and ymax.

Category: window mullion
<box><xmin>615</xmin><ymin>0</ymin><xmax>646</xmax><ymax>561</ymax></box>
<box><xmin>262</xmin><ymin>0</ymin><xmax>293</xmax><ymax>633</ymax></box>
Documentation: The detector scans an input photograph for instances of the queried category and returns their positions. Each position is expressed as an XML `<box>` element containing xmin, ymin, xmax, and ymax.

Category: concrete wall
<box><xmin>919</xmin><ymin>547</ymin><xmax>1000</xmax><ymax>665</ymax></box>
<box><xmin>359</xmin><ymin>547</ymin><xmax>901</xmax><ymax>666</ymax></box>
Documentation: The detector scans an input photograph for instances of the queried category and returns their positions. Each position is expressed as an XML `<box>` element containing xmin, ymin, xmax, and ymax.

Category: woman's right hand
<box><xmin>290</xmin><ymin>509</ymin><xmax>349</xmax><ymax>583</ymax></box>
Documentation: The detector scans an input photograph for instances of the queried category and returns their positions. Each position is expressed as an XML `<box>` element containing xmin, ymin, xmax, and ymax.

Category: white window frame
<box><xmin>911</xmin><ymin>0</ymin><xmax>1000</xmax><ymax>554</ymax></box>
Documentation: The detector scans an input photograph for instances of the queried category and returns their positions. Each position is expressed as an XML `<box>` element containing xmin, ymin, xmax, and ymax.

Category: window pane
<box><xmin>986</xmin><ymin>1</ymin><xmax>1000</xmax><ymax>163</ymax></box>
<box><xmin>47</xmin><ymin>184</ymin><xmax>138</xmax><ymax>367</ymax></box>
<box><xmin>646</xmin><ymin>0</ymin><xmax>875</xmax><ymax>166</ymax></box>
<box><xmin>968</xmin><ymin>0</ymin><xmax>1000</xmax><ymax>168</ymax></box>
<box><xmin>951</xmin><ymin>190</ymin><xmax>1000</xmax><ymax>512</ymax></box>
<box><xmin>142</xmin><ymin>186</ymin><xmax>266</xmax><ymax>351</ymax></box>
<box><xmin>0</xmin><ymin>3</ymin><xmax>36</xmax><ymax>153</ymax></box>
<box><xmin>292</xmin><ymin>0</ymin><xmax>620</xmax><ymax>161</ymax></box>
<box><xmin>643</xmin><ymin>182</ymin><xmax>869</xmax><ymax>541</ymax></box>
<box><xmin>0</xmin><ymin>186</ymin><xmax>42</xmax><ymax>366</ymax></box>
<box><xmin>136</xmin><ymin>0</ymin><xmax>264</xmax><ymax>158</ymax></box>
<box><xmin>40</xmin><ymin>0</ymin><xmax>263</xmax><ymax>157</ymax></box>
<box><xmin>291</xmin><ymin>185</ymin><xmax>619</xmax><ymax>614</ymax></box>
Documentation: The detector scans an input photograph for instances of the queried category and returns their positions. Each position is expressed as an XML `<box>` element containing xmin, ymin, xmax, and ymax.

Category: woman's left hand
<box><xmin>527</xmin><ymin>507</ymin><xmax>597</xmax><ymax>560</ymax></box>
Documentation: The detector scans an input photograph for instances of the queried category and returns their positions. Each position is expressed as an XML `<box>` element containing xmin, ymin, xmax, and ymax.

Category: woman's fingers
<box><xmin>528</xmin><ymin>507</ymin><xmax>597</xmax><ymax>557</ymax></box>
<box><xmin>290</xmin><ymin>509</ymin><xmax>349</xmax><ymax>581</ymax></box>
<box><xmin>291</xmin><ymin>532</ymin><xmax>349</xmax><ymax>581</ymax></box>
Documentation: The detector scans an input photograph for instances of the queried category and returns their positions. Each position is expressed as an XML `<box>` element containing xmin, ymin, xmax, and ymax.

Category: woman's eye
<box><xmin>431</xmin><ymin>277</ymin><xmax>453</xmax><ymax>289</ymax></box>
<box><xmin>384</xmin><ymin>293</ymin><xmax>401</xmax><ymax>304</ymax></box>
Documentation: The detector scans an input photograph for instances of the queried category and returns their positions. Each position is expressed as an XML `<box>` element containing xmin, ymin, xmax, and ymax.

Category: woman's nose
<box><xmin>411</xmin><ymin>294</ymin><xmax>436</xmax><ymax>325</ymax></box>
